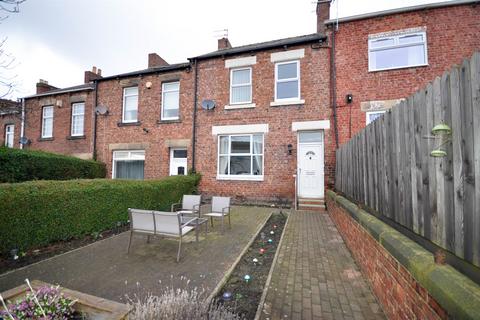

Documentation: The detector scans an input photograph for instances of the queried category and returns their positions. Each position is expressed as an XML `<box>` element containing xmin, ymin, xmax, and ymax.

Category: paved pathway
<box><xmin>259</xmin><ymin>211</ymin><xmax>385</xmax><ymax>320</ymax></box>
<box><xmin>0</xmin><ymin>206</ymin><xmax>272</xmax><ymax>303</ymax></box>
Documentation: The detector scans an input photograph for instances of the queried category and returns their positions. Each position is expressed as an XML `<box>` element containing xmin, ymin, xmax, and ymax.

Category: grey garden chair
<box><xmin>171</xmin><ymin>195</ymin><xmax>201</xmax><ymax>218</ymax></box>
<box><xmin>203</xmin><ymin>196</ymin><xmax>231</xmax><ymax>234</ymax></box>
<box><xmin>127</xmin><ymin>208</ymin><xmax>197</xmax><ymax>262</ymax></box>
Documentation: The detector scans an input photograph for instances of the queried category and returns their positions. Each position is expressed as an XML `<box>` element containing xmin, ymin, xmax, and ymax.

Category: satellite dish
<box><xmin>19</xmin><ymin>137</ymin><xmax>30</xmax><ymax>145</ymax></box>
<box><xmin>201</xmin><ymin>99</ymin><xmax>216</xmax><ymax>110</ymax></box>
<box><xmin>95</xmin><ymin>105</ymin><xmax>108</xmax><ymax>115</ymax></box>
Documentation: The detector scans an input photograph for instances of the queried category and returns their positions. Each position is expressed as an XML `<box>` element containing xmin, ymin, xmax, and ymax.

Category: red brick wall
<box><xmin>195</xmin><ymin>44</ymin><xmax>334</xmax><ymax>202</ymax></box>
<box><xmin>0</xmin><ymin>113</ymin><xmax>21</xmax><ymax>148</ymax></box>
<box><xmin>24</xmin><ymin>91</ymin><xmax>95</xmax><ymax>158</ymax></box>
<box><xmin>95</xmin><ymin>69</ymin><xmax>194</xmax><ymax>179</ymax></box>
<box><xmin>333</xmin><ymin>3</ymin><xmax>480</xmax><ymax>145</ymax></box>
<box><xmin>327</xmin><ymin>197</ymin><xmax>448</xmax><ymax>320</ymax></box>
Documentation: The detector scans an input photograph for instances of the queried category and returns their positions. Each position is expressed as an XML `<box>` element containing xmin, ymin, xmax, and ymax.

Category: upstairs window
<box><xmin>161</xmin><ymin>82</ymin><xmax>180</xmax><ymax>120</ymax></box>
<box><xmin>366</xmin><ymin>110</ymin><xmax>386</xmax><ymax>125</ymax></box>
<box><xmin>122</xmin><ymin>86</ymin><xmax>138</xmax><ymax>123</ymax></box>
<box><xmin>71</xmin><ymin>102</ymin><xmax>85</xmax><ymax>136</ymax></box>
<box><xmin>218</xmin><ymin>134</ymin><xmax>263</xmax><ymax>180</ymax></box>
<box><xmin>41</xmin><ymin>106</ymin><xmax>54</xmax><ymax>138</ymax></box>
<box><xmin>275</xmin><ymin>60</ymin><xmax>300</xmax><ymax>101</ymax></box>
<box><xmin>369</xmin><ymin>31</ymin><xmax>427</xmax><ymax>71</ymax></box>
<box><xmin>4</xmin><ymin>124</ymin><xmax>14</xmax><ymax>148</ymax></box>
<box><xmin>230</xmin><ymin>68</ymin><xmax>252</xmax><ymax>105</ymax></box>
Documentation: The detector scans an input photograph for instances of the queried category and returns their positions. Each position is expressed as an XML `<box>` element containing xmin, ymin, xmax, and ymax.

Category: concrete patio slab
<box><xmin>0</xmin><ymin>206</ymin><xmax>272</xmax><ymax>304</ymax></box>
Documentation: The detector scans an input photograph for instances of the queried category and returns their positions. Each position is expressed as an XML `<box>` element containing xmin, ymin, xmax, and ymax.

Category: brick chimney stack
<box><xmin>84</xmin><ymin>66</ymin><xmax>103</xmax><ymax>83</ymax></box>
<box><xmin>148</xmin><ymin>53</ymin><xmax>169</xmax><ymax>68</ymax></box>
<box><xmin>218</xmin><ymin>37</ymin><xmax>232</xmax><ymax>50</ymax></box>
<box><xmin>316</xmin><ymin>0</ymin><xmax>331</xmax><ymax>34</ymax></box>
<box><xmin>36</xmin><ymin>79</ymin><xmax>58</xmax><ymax>94</ymax></box>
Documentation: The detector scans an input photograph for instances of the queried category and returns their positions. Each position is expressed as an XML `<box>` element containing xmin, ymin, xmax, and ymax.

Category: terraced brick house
<box><xmin>0</xmin><ymin>98</ymin><xmax>21</xmax><ymax>148</ymax></box>
<box><xmin>15</xmin><ymin>0</ymin><xmax>480</xmax><ymax>206</ymax></box>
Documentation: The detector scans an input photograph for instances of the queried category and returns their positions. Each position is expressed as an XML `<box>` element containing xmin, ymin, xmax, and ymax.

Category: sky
<box><xmin>0</xmin><ymin>0</ymin><xmax>452</xmax><ymax>99</ymax></box>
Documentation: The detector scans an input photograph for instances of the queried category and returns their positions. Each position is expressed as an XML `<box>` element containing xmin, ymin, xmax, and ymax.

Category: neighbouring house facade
<box><xmin>14</xmin><ymin>0</ymin><xmax>480</xmax><ymax>204</ymax></box>
<box><xmin>328</xmin><ymin>0</ymin><xmax>480</xmax><ymax>145</ymax></box>
<box><xmin>0</xmin><ymin>99</ymin><xmax>21</xmax><ymax>148</ymax></box>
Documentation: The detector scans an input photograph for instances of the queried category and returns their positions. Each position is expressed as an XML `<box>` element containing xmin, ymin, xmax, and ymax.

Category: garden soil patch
<box><xmin>214</xmin><ymin>212</ymin><xmax>287</xmax><ymax>320</ymax></box>
<box><xmin>0</xmin><ymin>224</ymin><xmax>129</xmax><ymax>275</ymax></box>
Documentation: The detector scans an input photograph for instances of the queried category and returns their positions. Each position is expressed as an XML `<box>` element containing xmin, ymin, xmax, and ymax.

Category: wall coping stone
<box><xmin>326</xmin><ymin>189</ymin><xmax>480</xmax><ymax>320</ymax></box>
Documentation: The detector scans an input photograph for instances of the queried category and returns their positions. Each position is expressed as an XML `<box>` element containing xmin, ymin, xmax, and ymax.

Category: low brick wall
<box><xmin>326</xmin><ymin>190</ymin><xmax>480</xmax><ymax>320</ymax></box>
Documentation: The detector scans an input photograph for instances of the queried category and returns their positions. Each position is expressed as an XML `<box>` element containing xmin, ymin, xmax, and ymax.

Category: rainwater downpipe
<box><xmin>191</xmin><ymin>59</ymin><xmax>199</xmax><ymax>173</ymax></box>
<box><xmin>92</xmin><ymin>80</ymin><xmax>98</xmax><ymax>160</ymax></box>
<box><xmin>330</xmin><ymin>24</ymin><xmax>339</xmax><ymax>149</ymax></box>
<box><xmin>20</xmin><ymin>98</ymin><xmax>25</xmax><ymax>149</ymax></box>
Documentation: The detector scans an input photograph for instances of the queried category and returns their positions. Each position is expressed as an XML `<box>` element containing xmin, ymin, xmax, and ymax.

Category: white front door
<box><xmin>170</xmin><ymin>148</ymin><xmax>187</xmax><ymax>175</ymax></box>
<box><xmin>297</xmin><ymin>131</ymin><xmax>324</xmax><ymax>198</ymax></box>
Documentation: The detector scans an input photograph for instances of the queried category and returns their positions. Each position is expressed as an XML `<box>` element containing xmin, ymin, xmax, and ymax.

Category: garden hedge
<box><xmin>0</xmin><ymin>174</ymin><xmax>201</xmax><ymax>254</ymax></box>
<box><xmin>0</xmin><ymin>147</ymin><xmax>106</xmax><ymax>183</ymax></box>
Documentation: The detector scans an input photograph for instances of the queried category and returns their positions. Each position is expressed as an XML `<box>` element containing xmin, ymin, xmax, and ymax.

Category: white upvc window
<box><xmin>230</xmin><ymin>67</ymin><xmax>252</xmax><ymax>105</ymax></box>
<box><xmin>41</xmin><ymin>105</ymin><xmax>54</xmax><ymax>138</ymax></box>
<box><xmin>5</xmin><ymin>124</ymin><xmax>14</xmax><ymax>148</ymax></box>
<box><xmin>275</xmin><ymin>60</ymin><xmax>300</xmax><ymax>101</ymax></box>
<box><xmin>112</xmin><ymin>150</ymin><xmax>145</xmax><ymax>180</ymax></box>
<box><xmin>366</xmin><ymin>110</ymin><xmax>386</xmax><ymax>125</ymax></box>
<box><xmin>71</xmin><ymin>102</ymin><xmax>85</xmax><ymax>136</ymax></box>
<box><xmin>161</xmin><ymin>82</ymin><xmax>180</xmax><ymax>120</ymax></box>
<box><xmin>122</xmin><ymin>86</ymin><xmax>139</xmax><ymax>123</ymax></box>
<box><xmin>217</xmin><ymin>134</ymin><xmax>264</xmax><ymax>181</ymax></box>
<box><xmin>368</xmin><ymin>31</ymin><xmax>428</xmax><ymax>71</ymax></box>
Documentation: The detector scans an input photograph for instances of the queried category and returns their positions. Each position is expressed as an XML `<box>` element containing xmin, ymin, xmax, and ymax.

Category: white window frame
<box><xmin>230</xmin><ymin>67</ymin><xmax>252</xmax><ymax>105</ymax></box>
<box><xmin>368</xmin><ymin>31</ymin><xmax>428</xmax><ymax>72</ymax></box>
<box><xmin>217</xmin><ymin>133</ymin><xmax>264</xmax><ymax>181</ymax></box>
<box><xmin>161</xmin><ymin>81</ymin><xmax>180</xmax><ymax>120</ymax></box>
<box><xmin>71</xmin><ymin>102</ymin><xmax>85</xmax><ymax>136</ymax></box>
<box><xmin>366</xmin><ymin>110</ymin><xmax>386</xmax><ymax>125</ymax></box>
<box><xmin>122</xmin><ymin>86</ymin><xmax>139</xmax><ymax>123</ymax></box>
<box><xmin>274</xmin><ymin>60</ymin><xmax>301</xmax><ymax>102</ymax></box>
<box><xmin>5</xmin><ymin>124</ymin><xmax>14</xmax><ymax>148</ymax></box>
<box><xmin>41</xmin><ymin>105</ymin><xmax>54</xmax><ymax>138</ymax></box>
<box><xmin>112</xmin><ymin>150</ymin><xmax>145</xmax><ymax>179</ymax></box>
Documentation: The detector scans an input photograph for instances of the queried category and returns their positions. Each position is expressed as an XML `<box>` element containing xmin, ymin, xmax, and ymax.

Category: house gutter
<box><xmin>92</xmin><ymin>80</ymin><xmax>98</xmax><ymax>160</ymax></box>
<box><xmin>330</xmin><ymin>26</ymin><xmax>339</xmax><ymax>148</ymax></box>
<box><xmin>191</xmin><ymin>59</ymin><xmax>199</xmax><ymax>173</ymax></box>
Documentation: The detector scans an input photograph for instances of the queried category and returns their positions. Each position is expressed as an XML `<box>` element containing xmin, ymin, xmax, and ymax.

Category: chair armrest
<box><xmin>222</xmin><ymin>207</ymin><xmax>231</xmax><ymax>214</ymax></box>
<box><xmin>193</xmin><ymin>204</ymin><xmax>201</xmax><ymax>217</ymax></box>
<box><xmin>171</xmin><ymin>202</ymin><xmax>181</xmax><ymax>212</ymax></box>
<box><xmin>180</xmin><ymin>217</ymin><xmax>197</xmax><ymax>227</ymax></box>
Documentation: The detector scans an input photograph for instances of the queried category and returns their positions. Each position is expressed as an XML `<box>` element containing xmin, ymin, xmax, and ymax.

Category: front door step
<box><xmin>298</xmin><ymin>198</ymin><xmax>326</xmax><ymax>211</ymax></box>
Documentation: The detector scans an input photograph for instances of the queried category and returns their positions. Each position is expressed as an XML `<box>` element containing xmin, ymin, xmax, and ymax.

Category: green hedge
<box><xmin>0</xmin><ymin>147</ymin><xmax>106</xmax><ymax>183</ymax></box>
<box><xmin>0</xmin><ymin>174</ymin><xmax>201</xmax><ymax>254</ymax></box>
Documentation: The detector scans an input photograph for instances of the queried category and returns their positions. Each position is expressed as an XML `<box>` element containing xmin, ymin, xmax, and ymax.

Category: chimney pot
<box><xmin>97</xmin><ymin>68</ymin><xmax>102</xmax><ymax>76</ymax></box>
<box><xmin>218</xmin><ymin>37</ymin><xmax>232</xmax><ymax>50</ymax></box>
<box><xmin>92</xmin><ymin>66</ymin><xmax>97</xmax><ymax>74</ymax></box>
<box><xmin>84</xmin><ymin>66</ymin><xmax>103</xmax><ymax>83</ymax></box>
<box><xmin>316</xmin><ymin>0</ymin><xmax>331</xmax><ymax>34</ymax></box>
<box><xmin>148</xmin><ymin>53</ymin><xmax>169</xmax><ymax>68</ymax></box>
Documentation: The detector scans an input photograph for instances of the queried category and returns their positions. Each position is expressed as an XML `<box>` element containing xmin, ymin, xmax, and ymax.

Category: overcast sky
<box><xmin>1</xmin><ymin>0</ymin><xmax>452</xmax><ymax>99</ymax></box>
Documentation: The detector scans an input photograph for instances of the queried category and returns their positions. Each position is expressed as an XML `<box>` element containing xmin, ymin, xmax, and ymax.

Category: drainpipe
<box><xmin>19</xmin><ymin>97</ymin><xmax>25</xmax><ymax>149</ymax></box>
<box><xmin>92</xmin><ymin>80</ymin><xmax>98</xmax><ymax>160</ymax></box>
<box><xmin>330</xmin><ymin>25</ymin><xmax>339</xmax><ymax>149</ymax></box>
<box><xmin>191</xmin><ymin>59</ymin><xmax>199</xmax><ymax>173</ymax></box>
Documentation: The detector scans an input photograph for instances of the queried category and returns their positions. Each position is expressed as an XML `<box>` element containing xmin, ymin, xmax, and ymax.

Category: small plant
<box><xmin>127</xmin><ymin>283</ymin><xmax>242</xmax><ymax>320</ymax></box>
<box><xmin>0</xmin><ymin>280</ymin><xmax>76</xmax><ymax>320</ymax></box>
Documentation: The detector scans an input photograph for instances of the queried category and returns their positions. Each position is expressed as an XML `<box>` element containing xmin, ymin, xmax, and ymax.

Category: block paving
<box><xmin>259</xmin><ymin>211</ymin><xmax>385</xmax><ymax>320</ymax></box>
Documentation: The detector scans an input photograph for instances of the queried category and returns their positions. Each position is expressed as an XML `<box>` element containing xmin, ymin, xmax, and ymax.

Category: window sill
<box><xmin>67</xmin><ymin>135</ymin><xmax>86</xmax><ymax>140</ymax></box>
<box><xmin>38</xmin><ymin>137</ymin><xmax>54</xmax><ymax>142</ymax></box>
<box><xmin>157</xmin><ymin>119</ymin><xmax>181</xmax><ymax>124</ymax></box>
<box><xmin>224</xmin><ymin>103</ymin><xmax>256</xmax><ymax>110</ymax></box>
<box><xmin>117</xmin><ymin>121</ymin><xmax>141</xmax><ymax>127</ymax></box>
<box><xmin>368</xmin><ymin>63</ymin><xmax>428</xmax><ymax>73</ymax></box>
<box><xmin>216</xmin><ymin>175</ymin><xmax>264</xmax><ymax>181</ymax></box>
<box><xmin>270</xmin><ymin>99</ymin><xmax>305</xmax><ymax>107</ymax></box>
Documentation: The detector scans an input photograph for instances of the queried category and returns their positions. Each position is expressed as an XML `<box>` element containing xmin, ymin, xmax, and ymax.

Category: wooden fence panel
<box><xmin>334</xmin><ymin>52</ymin><xmax>480</xmax><ymax>267</ymax></box>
